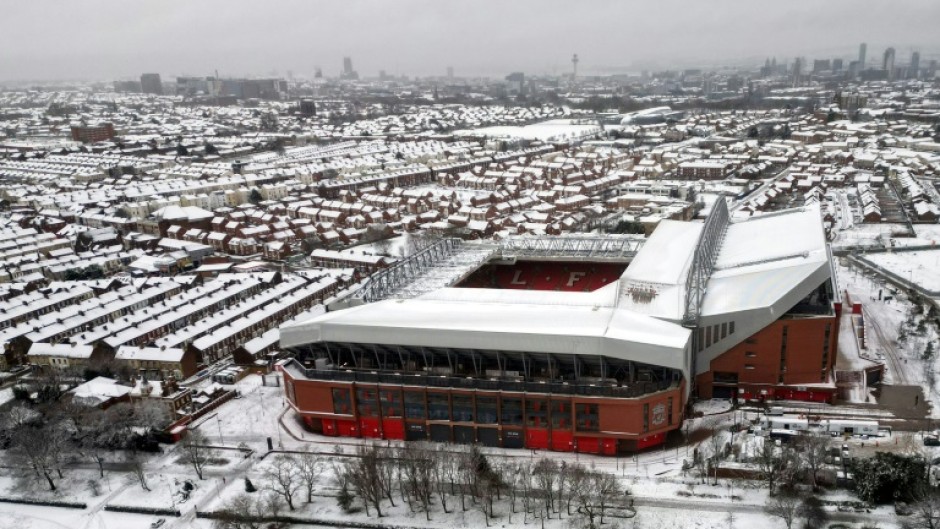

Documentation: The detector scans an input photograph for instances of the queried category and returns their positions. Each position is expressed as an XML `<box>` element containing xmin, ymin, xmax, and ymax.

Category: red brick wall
<box><xmin>697</xmin><ymin>314</ymin><xmax>837</xmax><ymax>398</ymax></box>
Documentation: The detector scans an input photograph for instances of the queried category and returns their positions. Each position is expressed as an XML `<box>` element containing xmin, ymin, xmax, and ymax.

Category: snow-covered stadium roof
<box><xmin>281</xmin><ymin>203</ymin><xmax>832</xmax><ymax>388</ymax></box>
<box><xmin>280</xmin><ymin>294</ymin><xmax>692</xmax><ymax>384</ymax></box>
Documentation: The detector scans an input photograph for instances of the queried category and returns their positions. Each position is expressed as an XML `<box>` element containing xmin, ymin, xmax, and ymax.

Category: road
<box><xmin>866</xmin><ymin>306</ymin><xmax>911</xmax><ymax>385</ymax></box>
<box><xmin>633</xmin><ymin>496</ymin><xmax>895</xmax><ymax>525</ymax></box>
<box><xmin>729</xmin><ymin>168</ymin><xmax>790</xmax><ymax>213</ymax></box>
<box><xmin>838</xmin><ymin>190</ymin><xmax>854</xmax><ymax>230</ymax></box>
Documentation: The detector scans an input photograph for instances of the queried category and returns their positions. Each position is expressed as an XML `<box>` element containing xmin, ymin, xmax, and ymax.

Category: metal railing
<box><xmin>353</xmin><ymin>238</ymin><xmax>462</xmax><ymax>302</ymax></box>
<box><xmin>683</xmin><ymin>195</ymin><xmax>729</xmax><ymax>325</ymax></box>
<box><xmin>498</xmin><ymin>235</ymin><xmax>644</xmax><ymax>261</ymax></box>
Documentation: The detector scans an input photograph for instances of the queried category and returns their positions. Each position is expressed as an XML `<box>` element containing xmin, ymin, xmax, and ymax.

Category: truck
<box><xmin>761</xmin><ymin>415</ymin><xmax>810</xmax><ymax>432</ymax></box>
<box><xmin>823</xmin><ymin>419</ymin><xmax>880</xmax><ymax>437</ymax></box>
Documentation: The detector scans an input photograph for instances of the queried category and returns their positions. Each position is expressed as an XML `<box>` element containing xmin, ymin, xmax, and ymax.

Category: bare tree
<box><xmin>128</xmin><ymin>449</ymin><xmax>150</xmax><ymax>491</ymax></box>
<box><xmin>564</xmin><ymin>462</ymin><xmax>587</xmax><ymax>516</ymax></box>
<box><xmin>475</xmin><ymin>478</ymin><xmax>495</xmax><ymax>527</ymax></box>
<box><xmin>399</xmin><ymin>443</ymin><xmax>433</xmax><ymax>520</ymax></box>
<box><xmin>796</xmin><ymin>433</ymin><xmax>830</xmax><ymax>492</ymax></box>
<box><xmin>180</xmin><ymin>430</ymin><xmax>213</xmax><ymax>480</ymax></box>
<box><xmin>294</xmin><ymin>451</ymin><xmax>321</xmax><ymax>503</ymax></box>
<box><xmin>555</xmin><ymin>461</ymin><xmax>570</xmax><ymax>518</ymax></box>
<box><xmin>909</xmin><ymin>492</ymin><xmax>940</xmax><ymax>529</ymax></box>
<box><xmin>533</xmin><ymin>458</ymin><xmax>559</xmax><ymax>519</ymax></box>
<box><xmin>346</xmin><ymin>444</ymin><xmax>385</xmax><ymax>517</ymax></box>
<box><xmin>212</xmin><ymin>492</ymin><xmax>280</xmax><ymax>529</ymax></box>
<box><xmin>573</xmin><ymin>468</ymin><xmax>607</xmax><ymax>529</ymax></box>
<box><xmin>431</xmin><ymin>443</ymin><xmax>454</xmax><ymax>514</ymax></box>
<box><xmin>765</xmin><ymin>490</ymin><xmax>802</xmax><ymax>529</ymax></box>
<box><xmin>708</xmin><ymin>424</ymin><xmax>727</xmax><ymax>485</ymax></box>
<box><xmin>593</xmin><ymin>468</ymin><xmax>624</xmax><ymax>526</ymax></box>
<box><xmin>264</xmin><ymin>455</ymin><xmax>302</xmax><ymax>511</ymax></box>
<box><xmin>9</xmin><ymin>419</ymin><xmax>70</xmax><ymax>491</ymax></box>
<box><xmin>695</xmin><ymin>443</ymin><xmax>712</xmax><ymax>485</ymax></box>
<box><xmin>377</xmin><ymin>449</ymin><xmax>398</xmax><ymax>507</ymax></box>
<box><xmin>798</xmin><ymin>495</ymin><xmax>829</xmax><ymax>529</ymax></box>
<box><xmin>755</xmin><ymin>440</ymin><xmax>799</xmax><ymax>496</ymax></box>
<box><xmin>67</xmin><ymin>406</ymin><xmax>113</xmax><ymax>478</ymax></box>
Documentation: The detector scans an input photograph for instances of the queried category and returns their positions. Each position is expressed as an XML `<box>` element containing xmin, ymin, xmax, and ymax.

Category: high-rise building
<box><xmin>911</xmin><ymin>51</ymin><xmax>921</xmax><ymax>78</ymax></box>
<box><xmin>848</xmin><ymin>61</ymin><xmax>860</xmax><ymax>78</ymax></box>
<box><xmin>447</xmin><ymin>67</ymin><xmax>454</xmax><ymax>79</ymax></box>
<box><xmin>884</xmin><ymin>47</ymin><xmax>896</xmax><ymax>80</ymax></box>
<box><xmin>791</xmin><ymin>57</ymin><xmax>803</xmax><ymax>87</ymax></box>
<box><xmin>858</xmin><ymin>43</ymin><xmax>867</xmax><ymax>69</ymax></box>
<box><xmin>341</xmin><ymin>57</ymin><xmax>358</xmax><ymax>80</ymax></box>
<box><xmin>832</xmin><ymin>59</ymin><xmax>844</xmax><ymax>72</ymax></box>
<box><xmin>140</xmin><ymin>73</ymin><xmax>163</xmax><ymax>95</ymax></box>
<box><xmin>812</xmin><ymin>59</ymin><xmax>831</xmax><ymax>73</ymax></box>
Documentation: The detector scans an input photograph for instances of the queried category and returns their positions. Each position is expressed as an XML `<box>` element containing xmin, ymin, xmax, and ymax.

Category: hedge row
<box><xmin>104</xmin><ymin>505</ymin><xmax>181</xmax><ymax>517</ymax></box>
<box><xmin>196</xmin><ymin>510</ymin><xmax>426</xmax><ymax>529</ymax></box>
<box><xmin>0</xmin><ymin>497</ymin><xmax>86</xmax><ymax>509</ymax></box>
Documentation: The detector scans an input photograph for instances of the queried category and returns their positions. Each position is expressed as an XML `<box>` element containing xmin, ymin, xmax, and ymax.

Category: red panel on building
<box><xmin>382</xmin><ymin>419</ymin><xmax>406</xmax><ymax>440</ymax></box>
<box><xmin>359</xmin><ymin>418</ymin><xmax>382</xmax><ymax>438</ymax></box>
<box><xmin>636</xmin><ymin>432</ymin><xmax>664</xmax><ymax>450</ymax></box>
<box><xmin>337</xmin><ymin>419</ymin><xmax>359</xmax><ymax>437</ymax></box>
<box><xmin>525</xmin><ymin>428</ymin><xmax>549</xmax><ymax>450</ymax></box>
<box><xmin>322</xmin><ymin>419</ymin><xmax>338</xmax><ymax>436</ymax></box>
<box><xmin>774</xmin><ymin>388</ymin><xmax>833</xmax><ymax>403</ymax></box>
<box><xmin>551</xmin><ymin>430</ymin><xmax>574</xmax><ymax>452</ymax></box>
<box><xmin>601</xmin><ymin>438</ymin><xmax>618</xmax><ymax>455</ymax></box>
<box><xmin>575</xmin><ymin>436</ymin><xmax>600</xmax><ymax>454</ymax></box>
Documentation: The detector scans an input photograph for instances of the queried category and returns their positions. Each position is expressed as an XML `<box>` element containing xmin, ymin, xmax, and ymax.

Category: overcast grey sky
<box><xmin>2</xmin><ymin>0</ymin><xmax>939</xmax><ymax>82</ymax></box>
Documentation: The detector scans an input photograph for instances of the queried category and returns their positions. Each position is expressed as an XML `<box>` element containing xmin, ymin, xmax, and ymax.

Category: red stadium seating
<box><xmin>458</xmin><ymin>261</ymin><xmax>626</xmax><ymax>292</ymax></box>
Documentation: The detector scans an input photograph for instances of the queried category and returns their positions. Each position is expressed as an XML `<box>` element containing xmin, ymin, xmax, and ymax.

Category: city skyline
<box><xmin>2</xmin><ymin>0</ymin><xmax>939</xmax><ymax>82</ymax></box>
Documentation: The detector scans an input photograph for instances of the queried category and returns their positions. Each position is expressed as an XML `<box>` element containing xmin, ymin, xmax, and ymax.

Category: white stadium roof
<box><xmin>281</xmin><ymin>203</ymin><xmax>832</xmax><ymax>390</ymax></box>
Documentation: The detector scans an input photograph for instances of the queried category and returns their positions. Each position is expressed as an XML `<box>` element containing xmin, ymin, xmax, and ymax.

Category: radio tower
<box><xmin>572</xmin><ymin>53</ymin><xmax>579</xmax><ymax>81</ymax></box>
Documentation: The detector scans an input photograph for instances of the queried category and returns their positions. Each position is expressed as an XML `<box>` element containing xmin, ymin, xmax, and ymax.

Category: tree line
<box><xmin>0</xmin><ymin>400</ymin><xmax>168</xmax><ymax>492</ymax></box>
<box><xmin>216</xmin><ymin>442</ymin><xmax>631</xmax><ymax>529</ymax></box>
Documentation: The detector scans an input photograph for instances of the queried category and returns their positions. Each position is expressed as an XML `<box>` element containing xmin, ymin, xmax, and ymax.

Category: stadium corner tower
<box><xmin>279</xmin><ymin>200</ymin><xmax>839</xmax><ymax>453</ymax></box>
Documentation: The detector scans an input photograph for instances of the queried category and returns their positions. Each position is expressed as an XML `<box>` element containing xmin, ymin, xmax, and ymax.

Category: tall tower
<box><xmin>572</xmin><ymin>53</ymin><xmax>579</xmax><ymax>81</ymax></box>
<box><xmin>858</xmin><ymin>43</ymin><xmax>867</xmax><ymax>68</ymax></box>
<box><xmin>884</xmin><ymin>47</ymin><xmax>896</xmax><ymax>80</ymax></box>
<box><xmin>792</xmin><ymin>57</ymin><xmax>803</xmax><ymax>88</ymax></box>
<box><xmin>911</xmin><ymin>51</ymin><xmax>921</xmax><ymax>78</ymax></box>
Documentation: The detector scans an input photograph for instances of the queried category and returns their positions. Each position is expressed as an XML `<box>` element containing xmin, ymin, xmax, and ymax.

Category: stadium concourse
<box><xmin>278</xmin><ymin>200</ymin><xmax>839</xmax><ymax>454</ymax></box>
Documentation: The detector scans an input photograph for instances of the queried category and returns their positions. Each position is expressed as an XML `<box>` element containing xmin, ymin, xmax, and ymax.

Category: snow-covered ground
<box><xmin>0</xmin><ymin>374</ymin><xmax>908</xmax><ymax>528</ymax></box>
<box><xmin>455</xmin><ymin>119</ymin><xmax>602</xmax><ymax>142</ymax></box>
<box><xmin>863</xmin><ymin>249</ymin><xmax>940</xmax><ymax>293</ymax></box>
<box><xmin>0</xmin><ymin>387</ymin><xmax>14</xmax><ymax>407</ymax></box>
<box><xmin>837</xmin><ymin>257</ymin><xmax>940</xmax><ymax>409</ymax></box>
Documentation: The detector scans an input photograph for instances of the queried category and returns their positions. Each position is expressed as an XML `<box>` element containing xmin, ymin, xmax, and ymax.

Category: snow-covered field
<box><xmin>863</xmin><ymin>249</ymin><xmax>940</xmax><ymax>293</ymax></box>
<box><xmin>455</xmin><ymin>119</ymin><xmax>602</xmax><ymax>142</ymax></box>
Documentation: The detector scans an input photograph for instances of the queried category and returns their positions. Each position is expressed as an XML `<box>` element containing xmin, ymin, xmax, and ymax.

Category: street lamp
<box><xmin>216</xmin><ymin>415</ymin><xmax>224</xmax><ymax>445</ymax></box>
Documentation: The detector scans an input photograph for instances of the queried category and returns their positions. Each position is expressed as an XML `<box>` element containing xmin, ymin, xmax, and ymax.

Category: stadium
<box><xmin>279</xmin><ymin>199</ymin><xmax>840</xmax><ymax>454</ymax></box>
